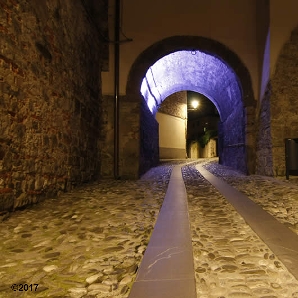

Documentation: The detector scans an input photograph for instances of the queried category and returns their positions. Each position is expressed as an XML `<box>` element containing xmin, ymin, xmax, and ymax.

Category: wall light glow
<box><xmin>191</xmin><ymin>100</ymin><xmax>199</xmax><ymax>109</ymax></box>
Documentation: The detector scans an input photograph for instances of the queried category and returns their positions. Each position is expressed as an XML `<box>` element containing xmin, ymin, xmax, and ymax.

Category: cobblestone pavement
<box><xmin>183</xmin><ymin>162</ymin><xmax>298</xmax><ymax>298</ymax></box>
<box><xmin>205</xmin><ymin>160</ymin><xmax>298</xmax><ymax>235</ymax></box>
<box><xmin>0</xmin><ymin>164</ymin><xmax>173</xmax><ymax>298</ymax></box>
<box><xmin>0</xmin><ymin>159</ymin><xmax>298</xmax><ymax>298</ymax></box>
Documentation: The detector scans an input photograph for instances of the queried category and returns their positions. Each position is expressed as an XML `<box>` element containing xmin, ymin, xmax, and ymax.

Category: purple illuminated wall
<box><xmin>140</xmin><ymin>50</ymin><xmax>242</xmax><ymax>122</ymax></box>
<box><xmin>140</xmin><ymin>50</ymin><xmax>247</xmax><ymax>173</ymax></box>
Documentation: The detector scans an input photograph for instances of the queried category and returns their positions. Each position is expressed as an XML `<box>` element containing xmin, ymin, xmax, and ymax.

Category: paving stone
<box><xmin>68</xmin><ymin>287</ymin><xmax>88</xmax><ymax>297</ymax></box>
<box><xmin>43</xmin><ymin>265</ymin><xmax>58</xmax><ymax>272</ymax></box>
<box><xmin>102</xmin><ymin>246</ymin><xmax>125</xmax><ymax>253</ymax></box>
<box><xmin>119</xmin><ymin>275</ymin><xmax>133</xmax><ymax>285</ymax></box>
<box><xmin>86</xmin><ymin>273</ymin><xmax>104</xmax><ymax>284</ymax></box>
<box><xmin>87</xmin><ymin>282</ymin><xmax>110</xmax><ymax>292</ymax></box>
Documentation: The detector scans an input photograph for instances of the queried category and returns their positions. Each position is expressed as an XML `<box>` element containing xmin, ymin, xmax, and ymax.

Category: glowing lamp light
<box><xmin>191</xmin><ymin>100</ymin><xmax>199</xmax><ymax>109</ymax></box>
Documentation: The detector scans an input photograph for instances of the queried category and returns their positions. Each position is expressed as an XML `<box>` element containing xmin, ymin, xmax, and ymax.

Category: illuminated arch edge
<box><xmin>126</xmin><ymin>36</ymin><xmax>255</xmax><ymax>111</ymax></box>
<box><xmin>140</xmin><ymin>50</ymin><xmax>241</xmax><ymax>121</ymax></box>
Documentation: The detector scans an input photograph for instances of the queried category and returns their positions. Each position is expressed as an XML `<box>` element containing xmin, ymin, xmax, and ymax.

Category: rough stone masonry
<box><xmin>0</xmin><ymin>0</ymin><xmax>108</xmax><ymax>212</ymax></box>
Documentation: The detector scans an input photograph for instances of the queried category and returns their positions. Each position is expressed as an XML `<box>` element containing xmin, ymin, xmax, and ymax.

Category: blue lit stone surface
<box><xmin>140</xmin><ymin>50</ymin><xmax>242</xmax><ymax>121</ymax></box>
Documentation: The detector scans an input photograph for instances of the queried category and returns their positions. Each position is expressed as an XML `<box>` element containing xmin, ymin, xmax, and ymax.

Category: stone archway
<box><xmin>121</xmin><ymin>36</ymin><xmax>255</xmax><ymax>178</ymax></box>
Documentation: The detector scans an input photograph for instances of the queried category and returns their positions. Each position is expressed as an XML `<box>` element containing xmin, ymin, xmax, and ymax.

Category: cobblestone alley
<box><xmin>1</xmin><ymin>159</ymin><xmax>298</xmax><ymax>298</ymax></box>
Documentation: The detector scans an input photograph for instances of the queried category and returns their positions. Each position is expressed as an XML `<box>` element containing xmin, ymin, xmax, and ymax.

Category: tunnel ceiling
<box><xmin>140</xmin><ymin>50</ymin><xmax>242</xmax><ymax>121</ymax></box>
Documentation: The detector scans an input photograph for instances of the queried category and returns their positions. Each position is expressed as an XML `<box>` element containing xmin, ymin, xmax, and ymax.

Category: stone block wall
<box><xmin>199</xmin><ymin>139</ymin><xmax>217</xmax><ymax>158</ymax></box>
<box><xmin>189</xmin><ymin>139</ymin><xmax>217</xmax><ymax>159</ymax></box>
<box><xmin>119</xmin><ymin>96</ymin><xmax>140</xmax><ymax>179</ymax></box>
<box><xmin>0</xmin><ymin>0</ymin><xmax>108</xmax><ymax>211</ymax></box>
<box><xmin>244</xmin><ymin>105</ymin><xmax>257</xmax><ymax>175</ymax></box>
<box><xmin>100</xmin><ymin>95</ymin><xmax>114</xmax><ymax>178</ymax></box>
<box><xmin>270</xmin><ymin>26</ymin><xmax>298</xmax><ymax>176</ymax></box>
<box><xmin>100</xmin><ymin>94</ymin><xmax>157</xmax><ymax>179</ymax></box>
<box><xmin>219</xmin><ymin>100</ymin><xmax>247</xmax><ymax>173</ymax></box>
<box><xmin>158</xmin><ymin>91</ymin><xmax>187</xmax><ymax>119</ymax></box>
<box><xmin>255</xmin><ymin>82</ymin><xmax>274</xmax><ymax>176</ymax></box>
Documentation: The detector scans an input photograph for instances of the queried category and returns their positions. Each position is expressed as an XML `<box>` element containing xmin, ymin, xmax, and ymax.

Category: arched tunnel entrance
<box><xmin>124</xmin><ymin>36</ymin><xmax>256</xmax><ymax>178</ymax></box>
<box><xmin>141</xmin><ymin>49</ymin><xmax>242</xmax><ymax>168</ymax></box>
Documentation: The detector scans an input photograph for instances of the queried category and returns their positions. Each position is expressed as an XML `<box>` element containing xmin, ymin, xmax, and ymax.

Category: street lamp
<box><xmin>191</xmin><ymin>100</ymin><xmax>199</xmax><ymax>109</ymax></box>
